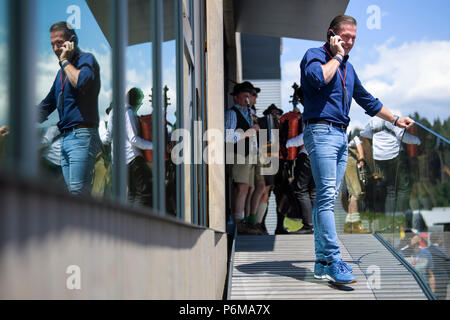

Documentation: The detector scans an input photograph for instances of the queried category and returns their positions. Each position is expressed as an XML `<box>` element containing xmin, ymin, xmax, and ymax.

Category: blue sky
<box><xmin>1</xmin><ymin>0</ymin><xmax>450</xmax><ymax>132</ymax></box>
<box><xmin>281</xmin><ymin>0</ymin><xmax>450</xmax><ymax>131</ymax></box>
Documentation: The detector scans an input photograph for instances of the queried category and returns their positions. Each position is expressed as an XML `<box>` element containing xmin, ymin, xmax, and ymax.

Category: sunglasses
<box><xmin>251</xmin><ymin>93</ymin><xmax>258</xmax><ymax>97</ymax></box>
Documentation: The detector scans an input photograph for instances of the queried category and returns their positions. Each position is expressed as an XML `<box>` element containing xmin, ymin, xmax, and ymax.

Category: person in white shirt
<box><xmin>359</xmin><ymin>118</ymin><xmax>420</xmax><ymax>215</ymax></box>
<box><xmin>102</xmin><ymin>88</ymin><xmax>153</xmax><ymax>207</ymax></box>
<box><xmin>40</xmin><ymin>125</ymin><xmax>63</xmax><ymax>180</ymax></box>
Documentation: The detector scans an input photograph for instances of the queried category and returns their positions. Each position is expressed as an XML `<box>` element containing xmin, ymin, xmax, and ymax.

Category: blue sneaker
<box><xmin>314</xmin><ymin>260</ymin><xmax>327</xmax><ymax>280</ymax></box>
<box><xmin>325</xmin><ymin>260</ymin><xmax>357</xmax><ymax>284</ymax></box>
<box><xmin>342</xmin><ymin>261</ymin><xmax>353</xmax><ymax>272</ymax></box>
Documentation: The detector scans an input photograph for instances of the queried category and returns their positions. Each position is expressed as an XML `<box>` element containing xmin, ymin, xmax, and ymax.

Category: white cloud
<box><xmin>281</xmin><ymin>60</ymin><xmax>301</xmax><ymax>113</ymax></box>
<box><xmin>36</xmin><ymin>52</ymin><xmax>59</xmax><ymax>103</ymax></box>
<box><xmin>281</xmin><ymin>40</ymin><xmax>450</xmax><ymax>131</ymax></box>
<box><xmin>357</xmin><ymin>40</ymin><xmax>450</xmax><ymax>122</ymax></box>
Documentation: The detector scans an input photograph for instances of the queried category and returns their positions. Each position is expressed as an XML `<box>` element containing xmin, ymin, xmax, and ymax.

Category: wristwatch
<box><xmin>392</xmin><ymin>115</ymin><xmax>399</xmax><ymax>126</ymax></box>
<box><xmin>59</xmin><ymin>59</ymin><xmax>70</xmax><ymax>69</ymax></box>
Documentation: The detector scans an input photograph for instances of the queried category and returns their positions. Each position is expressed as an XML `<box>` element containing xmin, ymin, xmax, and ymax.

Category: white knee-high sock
<box><xmin>256</xmin><ymin>202</ymin><xmax>268</xmax><ymax>224</ymax></box>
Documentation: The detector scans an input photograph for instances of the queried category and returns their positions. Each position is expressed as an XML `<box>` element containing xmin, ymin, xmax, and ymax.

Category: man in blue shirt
<box><xmin>300</xmin><ymin>15</ymin><xmax>415</xmax><ymax>284</ymax></box>
<box><xmin>38</xmin><ymin>22</ymin><xmax>101</xmax><ymax>195</ymax></box>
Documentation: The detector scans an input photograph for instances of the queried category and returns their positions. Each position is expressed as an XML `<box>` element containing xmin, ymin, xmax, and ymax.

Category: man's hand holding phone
<box><xmin>329</xmin><ymin>31</ymin><xmax>345</xmax><ymax>57</ymax></box>
<box><xmin>59</xmin><ymin>36</ymin><xmax>76</xmax><ymax>63</ymax></box>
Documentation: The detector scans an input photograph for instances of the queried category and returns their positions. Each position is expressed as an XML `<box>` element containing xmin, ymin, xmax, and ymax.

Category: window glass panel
<box><xmin>182</xmin><ymin>45</ymin><xmax>194</xmax><ymax>223</ymax></box>
<box><xmin>126</xmin><ymin>40</ymin><xmax>153</xmax><ymax>209</ymax></box>
<box><xmin>35</xmin><ymin>0</ymin><xmax>112</xmax><ymax>195</ymax></box>
<box><xmin>0</xmin><ymin>0</ymin><xmax>8</xmax><ymax>170</ymax></box>
<box><xmin>163</xmin><ymin>0</ymin><xmax>177</xmax><ymax>216</ymax></box>
<box><xmin>119</xmin><ymin>1</ymin><xmax>154</xmax><ymax>209</ymax></box>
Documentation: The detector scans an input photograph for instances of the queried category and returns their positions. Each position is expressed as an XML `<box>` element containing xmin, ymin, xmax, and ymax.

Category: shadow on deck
<box><xmin>229</xmin><ymin>234</ymin><xmax>428</xmax><ymax>300</ymax></box>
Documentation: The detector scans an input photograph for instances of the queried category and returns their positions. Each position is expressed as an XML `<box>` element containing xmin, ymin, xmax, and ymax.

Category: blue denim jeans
<box><xmin>303</xmin><ymin>123</ymin><xmax>348</xmax><ymax>263</ymax></box>
<box><xmin>61</xmin><ymin>128</ymin><xmax>101</xmax><ymax>195</ymax></box>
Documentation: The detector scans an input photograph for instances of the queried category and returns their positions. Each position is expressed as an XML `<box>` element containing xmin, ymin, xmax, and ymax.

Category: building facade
<box><xmin>0</xmin><ymin>0</ymin><xmax>349</xmax><ymax>299</ymax></box>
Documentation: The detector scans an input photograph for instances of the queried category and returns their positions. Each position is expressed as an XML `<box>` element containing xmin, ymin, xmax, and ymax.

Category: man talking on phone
<box><xmin>300</xmin><ymin>15</ymin><xmax>414</xmax><ymax>284</ymax></box>
<box><xmin>38</xmin><ymin>22</ymin><xmax>101</xmax><ymax>195</ymax></box>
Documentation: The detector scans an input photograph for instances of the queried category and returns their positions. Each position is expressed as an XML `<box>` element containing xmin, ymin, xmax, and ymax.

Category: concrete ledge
<box><xmin>0</xmin><ymin>174</ymin><xmax>228</xmax><ymax>299</ymax></box>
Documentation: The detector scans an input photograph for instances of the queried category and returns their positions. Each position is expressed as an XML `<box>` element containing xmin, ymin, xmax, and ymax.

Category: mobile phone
<box><xmin>67</xmin><ymin>35</ymin><xmax>78</xmax><ymax>48</ymax></box>
<box><xmin>327</xmin><ymin>30</ymin><xmax>336</xmax><ymax>41</ymax></box>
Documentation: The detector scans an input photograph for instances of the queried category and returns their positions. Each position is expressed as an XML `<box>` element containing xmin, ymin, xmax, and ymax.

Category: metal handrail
<box><xmin>415</xmin><ymin>121</ymin><xmax>450</xmax><ymax>145</ymax></box>
<box><xmin>373</xmin><ymin>233</ymin><xmax>437</xmax><ymax>300</ymax></box>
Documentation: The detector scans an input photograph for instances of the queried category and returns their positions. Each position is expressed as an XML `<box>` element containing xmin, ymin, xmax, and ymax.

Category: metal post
<box><xmin>199</xmin><ymin>0</ymin><xmax>207</xmax><ymax>227</ymax></box>
<box><xmin>152</xmin><ymin>0</ymin><xmax>166</xmax><ymax>214</ymax></box>
<box><xmin>8</xmin><ymin>0</ymin><xmax>38</xmax><ymax>179</ymax></box>
<box><xmin>175</xmin><ymin>0</ymin><xmax>185</xmax><ymax>220</ymax></box>
<box><xmin>111</xmin><ymin>0</ymin><xmax>128</xmax><ymax>203</ymax></box>
<box><xmin>191</xmin><ymin>0</ymin><xmax>199</xmax><ymax>225</ymax></box>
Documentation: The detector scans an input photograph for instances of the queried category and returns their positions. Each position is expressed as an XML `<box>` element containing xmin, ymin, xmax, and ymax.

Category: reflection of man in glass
<box><xmin>402</xmin><ymin>234</ymin><xmax>436</xmax><ymax>294</ymax></box>
<box><xmin>38</xmin><ymin>22</ymin><xmax>101</xmax><ymax>195</ymax></box>
<box><xmin>359</xmin><ymin>118</ymin><xmax>421</xmax><ymax>215</ymax></box>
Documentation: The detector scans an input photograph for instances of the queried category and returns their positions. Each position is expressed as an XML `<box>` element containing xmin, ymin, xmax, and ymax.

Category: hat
<box><xmin>263</xmin><ymin>104</ymin><xmax>283</xmax><ymax>116</ymax></box>
<box><xmin>230</xmin><ymin>82</ymin><xmax>253</xmax><ymax>96</ymax></box>
<box><xmin>241</xmin><ymin>81</ymin><xmax>261</xmax><ymax>93</ymax></box>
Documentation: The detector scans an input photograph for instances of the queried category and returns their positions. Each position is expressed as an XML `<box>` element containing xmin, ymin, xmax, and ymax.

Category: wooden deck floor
<box><xmin>229</xmin><ymin>234</ymin><xmax>427</xmax><ymax>300</ymax></box>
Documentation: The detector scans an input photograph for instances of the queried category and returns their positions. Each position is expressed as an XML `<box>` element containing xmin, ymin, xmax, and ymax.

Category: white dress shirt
<box><xmin>285</xmin><ymin>122</ymin><xmax>308</xmax><ymax>155</ymax></box>
<box><xmin>359</xmin><ymin>118</ymin><xmax>420</xmax><ymax>161</ymax></box>
<box><xmin>100</xmin><ymin>105</ymin><xmax>153</xmax><ymax>164</ymax></box>
<box><xmin>41</xmin><ymin>125</ymin><xmax>62</xmax><ymax>166</ymax></box>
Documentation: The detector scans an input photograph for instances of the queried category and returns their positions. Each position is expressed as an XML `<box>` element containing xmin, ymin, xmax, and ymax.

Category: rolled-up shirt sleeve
<box><xmin>400</xmin><ymin>132</ymin><xmax>421</xmax><ymax>145</ymax></box>
<box><xmin>302</xmin><ymin>50</ymin><xmax>327</xmax><ymax>89</ymax></box>
<box><xmin>225</xmin><ymin>109</ymin><xmax>241</xmax><ymax>143</ymax></box>
<box><xmin>359</xmin><ymin>122</ymin><xmax>374</xmax><ymax>139</ymax></box>
<box><xmin>76</xmin><ymin>54</ymin><xmax>99</xmax><ymax>94</ymax></box>
<box><xmin>353</xmin><ymin>72</ymin><xmax>383</xmax><ymax>117</ymax></box>
<box><xmin>286</xmin><ymin>123</ymin><xmax>306</xmax><ymax>147</ymax></box>
<box><xmin>101</xmin><ymin>111</ymin><xmax>114</xmax><ymax>145</ymax></box>
<box><xmin>388</xmin><ymin>122</ymin><xmax>421</xmax><ymax>145</ymax></box>
<box><xmin>286</xmin><ymin>133</ymin><xmax>304</xmax><ymax>148</ymax></box>
<box><xmin>348</xmin><ymin>135</ymin><xmax>362</xmax><ymax>148</ymax></box>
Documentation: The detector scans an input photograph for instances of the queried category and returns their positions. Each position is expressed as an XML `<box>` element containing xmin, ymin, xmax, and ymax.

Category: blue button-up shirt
<box><xmin>300</xmin><ymin>43</ymin><xmax>383</xmax><ymax>127</ymax></box>
<box><xmin>38</xmin><ymin>51</ymin><xmax>101</xmax><ymax>131</ymax></box>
